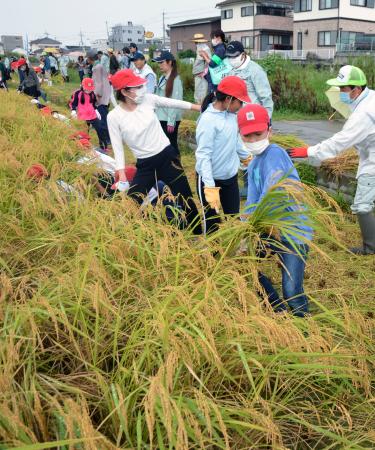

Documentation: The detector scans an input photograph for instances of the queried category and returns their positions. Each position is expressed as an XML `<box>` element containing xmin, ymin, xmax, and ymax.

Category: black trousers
<box><xmin>197</xmin><ymin>173</ymin><xmax>240</xmax><ymax>235</ymax></box>
<box><xmin>128</xmin><ymin>145</ymin><xmax>201</xmax><ymax>234</ymax></box>
<box><xmin>87</xmin><ymin>118</ymin><xmax>110</xmax><ymax>149</ymax></box>
<box><xmin>23</xmin><ymin>85</ymin><xmax>40</xmax><ymax>98</ymax></box>
<box><xmin>160</xmin><ymin>121</ymin><xmax>181</xmax><ymax>155</ymax></box>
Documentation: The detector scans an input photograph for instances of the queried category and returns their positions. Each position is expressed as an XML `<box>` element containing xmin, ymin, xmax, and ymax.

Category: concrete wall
<box><xmin>293</xmin><ymin>17</ymin><xmax>375</xmax><ymax>50</ymax></box>
<box><xmin>220</xmin><ymin>2</ymin><xmax>255</xmax><ymax>33</ymax></box>
<box><xmin>1</xmin><ymin>35</ymin><xmax>24</xmax><ymax>52</ymax></box>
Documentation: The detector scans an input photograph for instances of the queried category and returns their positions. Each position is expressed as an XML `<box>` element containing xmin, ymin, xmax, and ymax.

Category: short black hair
<box><xmin>116</xmin><ymin>87</ymin><xmax>132</xmax><ymax>102</ymax></box>
<box><xmin>129</xmin><ymin>43</ymin><xmax>137</xmax><ymax>49</ymax></box>
<box><xmin>123</xmin><ymin>47</ymin><xmax>130</xmax><ymax>54</ymax></box>
<box><xmin>211</xmin><ymin>29</ymin><xmax>226</xmax><ymax>42</ymax></box>
<box><xmin>97</xmin><ymin>51</ymin><xmax>103</xmax><ymax>55</ymax></box>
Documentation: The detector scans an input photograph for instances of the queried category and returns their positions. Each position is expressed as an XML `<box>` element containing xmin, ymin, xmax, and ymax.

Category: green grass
<box><xmin>1</xmin><ymin>78</ymin><xmax>374</xmax><ymax>450</ymax></box>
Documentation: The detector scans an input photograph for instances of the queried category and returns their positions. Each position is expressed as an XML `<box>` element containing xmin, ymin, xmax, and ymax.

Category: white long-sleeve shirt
<box><xmin>107</xmin><ymin>94</ymin><xmax>192</xmax><ymax>170</ymax></box>
<box><xmin>308</xmin><ymin>88</ymin><xmax>375</xmax><ymax>178</ymax></box>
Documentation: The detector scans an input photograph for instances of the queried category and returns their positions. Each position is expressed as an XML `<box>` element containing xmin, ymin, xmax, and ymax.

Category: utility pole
<box><xmin>105</xmin><ymin>21</ymin><xmax>110</xmax><ymax>46</ymax></box>
<box><xmin>162</xmin><ymin>11</ymin><xmax>166</xmax><ymax>49</ymax></box>
<box><xmin>79</xmin><ymin>30</ymin><xmax>84</xmax><ymax>52</ymax></box>
<box><xmin>25</xmin><ymin>33</ymin><xmax>29</xmax><ymax>57</ymax></box>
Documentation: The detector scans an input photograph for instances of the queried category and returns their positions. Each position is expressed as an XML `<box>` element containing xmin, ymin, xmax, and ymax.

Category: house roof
<box><xmin>30</xmin><ymin>37</ymin><xmax>62</xmax><ymax>45</ymax></box>
<box><xmin>169</xmin><ymin>16</ymin><xmax>221</xmax><ymax>28</ymax></box>
<box><xmin>216</xmin><ymin>0</ymin><xmax>293</xmax><ymax>6</ymax></box>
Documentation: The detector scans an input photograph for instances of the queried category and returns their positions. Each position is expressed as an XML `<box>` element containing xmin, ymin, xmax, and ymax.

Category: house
<box><xmin>293</xmin><ymin>0</ymin><xmax>375</xmax><ymax>55</ymax></box>
<box><xmin>30</xmin><ymin>37</ymin><xmax>62</xmax><ymax>53</ymax></box>
<box><xmin>216</xmin><ymin>0</ymin><xmax>294</xmax><ymax>52</ymax></box>
<box><xmin>90</xmin><ymin>39</ymin><xmax>109</xmax><ymax>52</ymax></box>
<box><xmin>109</xmin><ymin>22</ymin><xmax>145</xmax><ymax>51</ymax></box>
<box><xmin>1</xmin><ymin>35</ymin><xmax>24</xmax><ymax>53</ymax></box>
<box><xmin>169</xmin><ymin>16</ymin><xmax>221</xmax><ymax>54</ymax></box>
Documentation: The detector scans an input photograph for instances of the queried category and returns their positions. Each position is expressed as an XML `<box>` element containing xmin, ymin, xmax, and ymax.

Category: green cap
<box><xmin>327</xmin><ymin>65</ymin><xmax>367</xmax><ymax>87</ymax></box>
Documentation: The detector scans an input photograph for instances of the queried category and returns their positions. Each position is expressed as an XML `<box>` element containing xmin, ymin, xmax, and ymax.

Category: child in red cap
<box><xmin>69</xmin><ymin>78</ymin><xmax>110</xmax><ymax>151</ymax></box>
<box><xmin>238</xmin><ymin>104</ymin><xmax>313</xmax><ymax>318</ymax></box>
<box><xmin>196</xmin><ymin>76</ymin><xmax>252</xmax><ymax>234</ymax></box>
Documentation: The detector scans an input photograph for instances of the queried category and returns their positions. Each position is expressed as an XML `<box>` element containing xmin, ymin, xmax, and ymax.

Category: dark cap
<box><xmin>129</xmin><ymin>43</ymin><xmax>137</xmax><ymax>49</ymax></box>
<box><xmin>152</xmin><ymin>51</ymin><xmax>175</xmax><ymax>63</ymax></box>
<box><xmin>133</xmin><ymin>52</ymin><xmax>145</xmax><ymax>61</ymax></box>
<box><xmin>225</xmin><ymin>41</ymin><xmax>245</xmax><ymax>57</ymax></box>
<box><xmin>86</xmin><ymin>50</ymin><xmax>97</xmax><ymax>59</ymax></box>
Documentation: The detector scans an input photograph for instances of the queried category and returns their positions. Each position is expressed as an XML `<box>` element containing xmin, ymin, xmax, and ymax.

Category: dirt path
<box><xmin>273</xmin><ymin>120</ymin><xmax>344</xmax><ymax>145</ymax></box>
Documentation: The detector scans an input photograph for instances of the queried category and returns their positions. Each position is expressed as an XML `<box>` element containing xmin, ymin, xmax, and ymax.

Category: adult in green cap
<box><xmin>287</xmin><ymin>65</ymin><xmax>375</xmax><ymax>255</ymax></box>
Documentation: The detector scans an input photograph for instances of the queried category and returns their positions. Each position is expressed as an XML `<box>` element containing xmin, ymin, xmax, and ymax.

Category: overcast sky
<box><xmin>1</xmin><ymin>0</ymin><xmax>219</xmax><ymax>45</ymax></box>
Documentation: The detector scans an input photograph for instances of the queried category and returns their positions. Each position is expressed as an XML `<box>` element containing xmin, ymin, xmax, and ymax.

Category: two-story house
<box><xmin>293</xmin><ymin>0</ymin><xmax>375</xmax><ymax>53</ymax></box>
<box><xmin>216</xmin><ymin>0</ymin><xmax>294</xmax><ymax>52</ymax></box>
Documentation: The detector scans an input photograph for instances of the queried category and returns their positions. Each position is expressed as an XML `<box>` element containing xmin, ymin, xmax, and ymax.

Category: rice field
<box><xmin>0</xmin><ymin>87</ymin><xmax>374</xmax><ymax>450</ymax></box>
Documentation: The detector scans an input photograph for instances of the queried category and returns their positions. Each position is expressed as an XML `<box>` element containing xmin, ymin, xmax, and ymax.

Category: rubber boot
<box><xmin>350</xmin><ymin>212</ymin><xmax>375</xmax><ymax>255</ymax></box>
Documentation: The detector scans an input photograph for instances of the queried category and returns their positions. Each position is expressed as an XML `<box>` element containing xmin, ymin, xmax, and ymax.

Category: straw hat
<box><xmin>191</xmin><ymin>33</ymin><xmax>208</xmax><ymax>43</ymax></box>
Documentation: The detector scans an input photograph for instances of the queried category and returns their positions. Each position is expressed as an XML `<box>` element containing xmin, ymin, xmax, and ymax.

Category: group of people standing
<box><xmin>7</xmin><ymin>30</ymin><xmax>374</xmax><ymax>318</ymax></box>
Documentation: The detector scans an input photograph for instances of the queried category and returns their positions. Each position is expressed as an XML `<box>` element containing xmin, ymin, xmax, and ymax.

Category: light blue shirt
<box><xmin>246</xmin><ymin>144</ymin><xmax>313</xmax><ymax>244</ymax></box>
<box><xmin>230</xmin><ymin>57</ymin><xmax>274</xmax><ymax>118</ymax></box>
<box><xmin>196</xmin><ymin>103</ymin><xmax>250</xmax><ymax>187</ymax></box>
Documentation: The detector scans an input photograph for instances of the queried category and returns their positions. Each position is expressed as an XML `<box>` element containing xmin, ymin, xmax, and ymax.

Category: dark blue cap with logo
<box><xmin>225</xmin><ymin>41</ymin><xmax>245</xmax><ymax>57</ymax></box>
<box><xmin>152</xmin><ymin>51</ymin><xmax>176</xmax><ymax>62</ymax></box>
<box><xmin>133</xmin><ymin>52</ymin><xmax>145</xmax><ymax>60</ymax></box>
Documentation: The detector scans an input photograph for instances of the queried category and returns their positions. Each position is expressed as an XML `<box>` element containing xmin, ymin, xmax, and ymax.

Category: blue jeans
<box><xmin>258</xmin><ymin>240</ymin><xmax>309</xmax><ymax>317</ymax></box>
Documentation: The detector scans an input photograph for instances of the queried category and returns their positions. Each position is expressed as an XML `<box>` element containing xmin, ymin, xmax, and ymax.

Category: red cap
<box><xmin>217</xmin><ymin>76</ymin><xmax>251</xmax><ymax>103</ymax></box>
<box><xmin>77</xmin><ymin>138</ymin><xmax>91</xmax><ymax>149</ymax></box>
<box><xmin>237</xmin><ymin>104</ymin><xmax>270</xmax><ymax>136</ymax></box>
<box><xmin>109</xmin><ymin>69</ymin><xmax>146</xmax><ymax>91</ymax></box>
<box><xmin>26</xmin><ymin>164</ymin><xmax>49</xmax><ymax>180</ymax></box>
<box><xmin>125</xmin><ymin>165</ymin><xmax>137</xmax><ymax>182</ymax></box>
<box><xmin>17</xmin><ymin>58</ymin><xmax>27</xmax><ymax>67</ymax></box>
<box><xmin>82</xmin><ymin>78</ymin><xmax>95</xmax><ymax>92</ymax></box>
<box><xmin>69</xmin><ymin>130</ymin><xmax>91</xmax><ymax>141</ymax></box>
<box><xmin>33</xmin><ymin>66</ymin><xmax>42</xmax><ymax>73</ymax></box>
<box><xmin>40</xmin><ymin>106</ymin><xmax>53</xmax><ymax>116</ymax></box>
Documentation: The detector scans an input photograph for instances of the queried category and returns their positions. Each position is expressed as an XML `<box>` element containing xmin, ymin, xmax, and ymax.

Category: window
<box><xmin>268</xmin><ymin>35</ymin><xmax>282</xmax><ymax>45</ymax></box>
<box><xmin>318</xmin><ymin>30</ymin><xmax>337</xmax><ymax>46</ymax></box>
<box><xmin>294</xmin><ymin>0</ymin><xmax>312</xmax><ymax>12</ymax></box>
<box><xmin>221</xmin><ymin>9</ymin><xmax>233</xmax><ymax>19</ymax></box>
<box><xmin>128</xmin><ymin>30</ymin><xmax>132</xmax><ymax>33</ymax></box>
<box><xmin>241</xmin><ymin>6</ymin><xmax>254</xmax><ymax>16</ymax></box>
<box><xmin>257</xmin><ymin>6</ymin><xmax>286</xmax><ymax>15</ymax></box>
<box><xmin>351</xmin><ymin>0</ymin><xmax>375</xmax><ymax>6</ymax></box>
<box><xmin>177</xmin><ymin>41</ymin><xmax>183</xmax><ymax>51</ymax></box>
<box><xmin>319</xmin><ymin>0</ymin><xmax>338</xmax><ymax>8</ymax></box>
<box><xmin>128</xmin><ymin>38</ymin><xmax>132</xmax><ymax>42</ymax></box>
<box><xmin>340</xmin><ymin>31</ymin><xmax>358</xmax><ymax>44</ymax></box>
<box><xmin>241</xmin><ymin>36</ymin><xmax>253</xmax><ymax>49</ymax></box>
<box><xmin>138</xmin><ymin>39</ymin><xmax>142</xmax><ymax>42</ymax></box>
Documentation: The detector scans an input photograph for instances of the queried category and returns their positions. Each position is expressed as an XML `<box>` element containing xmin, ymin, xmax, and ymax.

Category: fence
<box><xmin>251</xmin><ymin>48</ymin><xmax>336</xmax><ymax>60</ymax></box>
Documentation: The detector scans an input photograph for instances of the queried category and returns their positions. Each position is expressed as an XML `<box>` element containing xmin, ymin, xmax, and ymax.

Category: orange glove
<box><xmin>204</xmin><ymin>187</ymin><xmax>221</xmax><ymax>213</ymax></box>
<box><xmin>286</xmin><ymin>147</ymin><xmax>308</xmax><ymax>158</ymax></box>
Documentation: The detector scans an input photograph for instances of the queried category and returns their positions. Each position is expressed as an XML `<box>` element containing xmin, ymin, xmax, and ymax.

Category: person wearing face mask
<box><xmin>153</xmin><ymin>51</ymin><xmax>183</xmax><ymax>154</ymax></box>
<box><xmin>238</xmin><ymin>103</ymin><xmax>313</xmax><ymax>317</ymax></box>
<box><xmin>107</xmin><ymin>69</ymin><xmax>202</xmax><ymax>234</ymax></box>
<box><xmin>16</xmin><ymin>59</ymin><xmax>41</xmax><ymax>99</ymax></box>
<box><xmin>288</xmin><ymin>65</ymin><xmax>375</xmax><ymax>255</ymax></box>
<box><xmin>196</xmin><ymin>76</ymin><xmax>252</xmax><ymax>235</ymax></box>
<box><xmin>199</xmin><ymin>29</ymin><xmax>227</xmax><ymax>93</ymax></box>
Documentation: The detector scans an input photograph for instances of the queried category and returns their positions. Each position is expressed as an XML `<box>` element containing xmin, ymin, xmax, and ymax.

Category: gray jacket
<box><xmin>21</xmin><ymin>68</ymin><xmax>40</xmax><ymax>90</ymax></box>
<box><xmin>92</xmin><ymin>63</ymin><xmax>111</xmax><ymax>106</ymax></box>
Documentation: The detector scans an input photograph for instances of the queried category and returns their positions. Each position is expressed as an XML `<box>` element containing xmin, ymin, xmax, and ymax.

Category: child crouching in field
<box><xmin>238</xmin><ymin>104</ymin><xmax>313</xmax><ymax>318</ymax></box>
<box><xmin>69</xmin><ymin>78</ymin><xmax>110</xmax><ymax>151</ymax></box>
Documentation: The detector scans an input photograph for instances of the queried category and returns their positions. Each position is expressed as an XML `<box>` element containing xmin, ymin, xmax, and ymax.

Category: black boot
<box><xmin>350</xmin><ymin>212</ymin><xmax>375</xmax><ymax>255</ymax></box>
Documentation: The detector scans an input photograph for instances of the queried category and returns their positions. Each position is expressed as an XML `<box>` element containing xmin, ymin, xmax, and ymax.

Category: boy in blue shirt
<box><xmin>238</xmin><ymin>104</ymin><xmax>313</xmax><ymax>317</ymax></box>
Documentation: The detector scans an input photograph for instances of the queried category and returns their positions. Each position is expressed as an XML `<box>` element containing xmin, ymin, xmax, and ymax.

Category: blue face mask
<box><xmin>339</xmin><ymin>91</ymin><xmax>354</xmax><ymax>104</ymax></box>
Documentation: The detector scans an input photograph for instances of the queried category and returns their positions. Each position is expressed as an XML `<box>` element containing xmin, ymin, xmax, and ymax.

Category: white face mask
<box><xmin>124</xmin><ymin>85</ymin><xmax>146</xmax><ymax>104</ymax></box>
<box><xmin>211</xmin><ymin>38</ymin><xmax>219</xmax><ymax>46</ymax></box>
<box><xmin>229</xmin><ymin>55</ymin><xmax>244</xmax><ymax>69</ymax></box>
<box><xmin>244</xmin><ymin>134</ymin><xmax>270</xmax><ymax>156</ymax></box>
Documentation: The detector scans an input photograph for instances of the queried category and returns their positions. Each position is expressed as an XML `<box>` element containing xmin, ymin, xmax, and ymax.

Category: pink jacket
<box><xmin>70</xmin><ymin>90</ymin><xmax>97</xmax><ymax>121</ymax></box>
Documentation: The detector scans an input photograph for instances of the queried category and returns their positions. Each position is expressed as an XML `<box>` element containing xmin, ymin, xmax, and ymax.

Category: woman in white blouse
<box><xmin>107</xmin><ymin>69</ymin><xmax>201</xmax><ymax>233</ymax></box>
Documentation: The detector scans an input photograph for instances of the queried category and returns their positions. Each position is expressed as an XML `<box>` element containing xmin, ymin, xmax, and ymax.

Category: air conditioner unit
<box><xmin>304</xmin><ymin>29</ymin><xmax>309</xmax><ymax>35</ymax></box>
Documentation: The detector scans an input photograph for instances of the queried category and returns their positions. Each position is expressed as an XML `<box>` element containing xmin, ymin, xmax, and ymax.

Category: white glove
<box><xmin>95</xmin><ymin>109</ymin><xmax>101</xmax><ymax>120</ymax></box>
<box><xmin>70</xmin><ymin>110</ymin><xmax>77</xmax><ymax>119</ymax></box>
<box><xmin>115</xmin><ymin>181</ymin><xmax>130</xmax><ymax>193</ymax></box>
